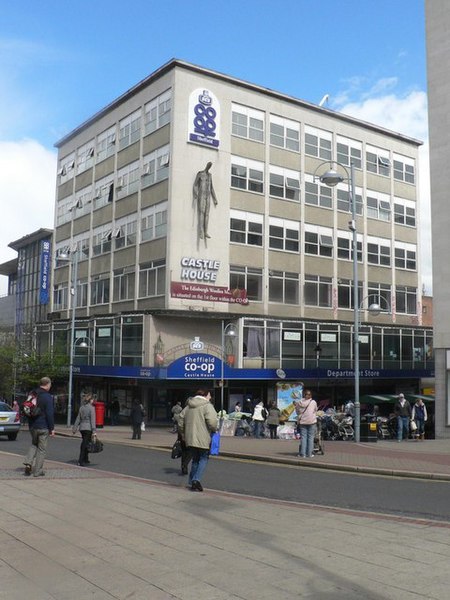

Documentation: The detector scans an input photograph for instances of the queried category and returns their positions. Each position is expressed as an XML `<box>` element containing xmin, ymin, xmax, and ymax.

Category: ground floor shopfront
<box><xmin>59</xmin><ymin>361</ymin><xmax>433</xmax><ymax>431</ymax></box>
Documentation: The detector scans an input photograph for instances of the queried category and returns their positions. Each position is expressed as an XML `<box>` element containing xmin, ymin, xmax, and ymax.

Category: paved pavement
<box><xmin>1</xmin><ymin>432</ymin><xmax>450</xmax><ymax>600</ymax></box>
<box><xmin>55</xmin><ymin>424</ymin><xmax>450</xmax><ymax>481</ymax></box>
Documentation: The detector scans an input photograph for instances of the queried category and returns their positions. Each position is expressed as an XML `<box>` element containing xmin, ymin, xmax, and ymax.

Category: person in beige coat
<box><xmin>177</xmin><ymin>389</ymin><xmax>218</xmax><ymax>492</ymax></box>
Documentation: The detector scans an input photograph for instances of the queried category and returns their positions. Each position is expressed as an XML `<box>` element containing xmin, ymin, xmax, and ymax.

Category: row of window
<box><xmin>231</xmin><ymin>105</ymin><xmax>416</xmax><ymax>183</ymax></box>
<box><xmin>56</xmin><ymin>203</ymin><xmax>167</xmax><ymax>261</ymax></box>
<box><xmin>53</xmin><ymin>260</ymin><xmax>166</xmax><ymax>308</ymax></box>
<box><xmin>229</xmin><ymin>211</ymin><xmax>417</xmax><ymax>270</ymax></box>
<box><xmin>58</xmin><ymin>90</ymin><xmax>172</xmax><ymax>181</ymax></box>
<box><xmin>231</xmin><ymin>158</ymin><xmax>416</xmax><ymax>226</ymax></box>
<box><xmin>230</xmin><ymin>266</ymin><xmax>417</xmax><ymax>314</ymax></box>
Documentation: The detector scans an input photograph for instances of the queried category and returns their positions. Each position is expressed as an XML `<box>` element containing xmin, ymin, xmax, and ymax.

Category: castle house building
<box><xmin>37</xmin><ymin>59</ymin><xmax>433</xmax><ymax>423</ymax></box>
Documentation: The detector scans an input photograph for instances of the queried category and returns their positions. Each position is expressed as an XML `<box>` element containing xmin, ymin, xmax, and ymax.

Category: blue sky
<box><xmin>0</xmin><ymin>0</ymin><xmax>429</xmax><ymax>291</ymax></box>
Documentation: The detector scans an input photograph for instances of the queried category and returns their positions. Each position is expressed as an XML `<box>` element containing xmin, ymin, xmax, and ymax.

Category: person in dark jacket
<box><xmin>266</xmin><ymin>401</ymin><xmax>281</xmax><ymax>439</ymax></box>
<box><xmin>72</xmin><ymin>393</ymin><xmax>96</xmax><ymax>465</ymax></box>
<box><xmin>130</xmin><ymin>399</ymin><xmax>145</xmax><ymax>439</ymax></box>
<box><xmin>394</xmin><ymin>393</ymin><xmax>412</xmax><ymax>442</ymax></box>
<box><xmin>23</xmin><ymin>377</ymin><xmax>55</xmax><ymax>477</ymax></box>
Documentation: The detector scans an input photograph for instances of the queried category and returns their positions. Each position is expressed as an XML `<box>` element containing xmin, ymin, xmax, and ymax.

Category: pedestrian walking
<box><xmin>394</xmin><ymin>393</ymin><xmax>412</xmax><ymax>442</ymax></box>
<box><xmin>130</xmin><ymin>398</ymin><xmax>145</xmax><ymax>439</ymax></box>
<box><xmin>252</xmin><ymin>399</ymin><xmax>267</xmax><ymax>438</ymax></box>
<box><xmin>296</xmin><ymin>389</ymin><xmax>318</xmax><ymax>458</ymax></box>
<box><xmin>110</xmin><ymin>398</ymin><xmax>120</xmax><ymax>425</ymax></box>
<box><xmin>171</xmin><ymin>401</ymin><xmax>182</xmax><ymax>433</ymax></box>
<box><xmin>72</xmin><ymin>393</ymin><xmax>96</xmax><ymax>466</ymax></box>
<box><xmin>23</xmin><ymin>377</ymin><xmax>55</xmax><ymax>477</ymax></box>
<box><xmin>266</xmin><ymin>401</ymin><xmax>281</xmax><ymax>439</ymax></box>
<box><xmin>411</xmin><ymin>398</ymin><xmax>427</xmax><ymax>440</ymax></box>
<box><xmin>177</xmin><ymin>389</ymin><xmax>218</xmax><ymax>492</ymax></box>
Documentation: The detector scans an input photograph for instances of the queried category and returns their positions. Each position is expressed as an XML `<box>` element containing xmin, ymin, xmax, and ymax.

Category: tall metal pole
<box><xmin>67</xmin><ymin>250</ymin><xmax>78</xmax><ymax>427</ymax></box>
<box><xmin>220</xmin><ymin>320</ymin><xmax>224</xmax><ymax>420</ymax></box>
<box><xmin>350</xmin><ymin>162</ymin><xmax>360</xmax><ymax>443</ymax></box>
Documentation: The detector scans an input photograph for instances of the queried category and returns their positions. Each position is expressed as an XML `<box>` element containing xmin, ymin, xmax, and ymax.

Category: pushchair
<box><xmin>314</xmin><ymin>415</ymin><xmax>325</xmax><ymax>455</ymax></box>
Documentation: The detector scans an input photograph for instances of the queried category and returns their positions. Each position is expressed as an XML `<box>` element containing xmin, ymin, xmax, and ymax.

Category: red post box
<box><xmin>93</xmin><ymin>402</ymin><xmax>105</xmax><ymax>428</ymax></box>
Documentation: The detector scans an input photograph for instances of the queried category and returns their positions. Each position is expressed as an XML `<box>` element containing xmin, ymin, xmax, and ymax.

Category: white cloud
<box><xmin>0</xmin><ymin>140</ymin><xmax>56</xmax><ymax>294</ymax></box>
<box><xmin>332</xmin><ymin>87</ymin><xmax>432</xmax><ymax>295</ymax></box>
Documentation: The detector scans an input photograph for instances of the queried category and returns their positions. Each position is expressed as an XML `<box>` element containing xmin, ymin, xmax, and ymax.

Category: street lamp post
<box><xmin>316</xmin><ymin>161</ymin><xmax>361</xmax><ymax>442</ymax></box>
<box><xmin>220</xmin><ymin>322</ymin><xmax>237</xmax><ymax>422</ymax></box>
<box><xmin>314</xmin><ymin>343</ymin><xmax>322</xmax><ymax>389</ymax></box>
<box><xmin>58</xmin><ymin>250</ymin><xmax>79</xmax><ymax>427</ymax></box>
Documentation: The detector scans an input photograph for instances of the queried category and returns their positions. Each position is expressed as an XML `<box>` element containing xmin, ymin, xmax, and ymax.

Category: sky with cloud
<box><xmin>0</xmin><ymin>0</ymin><xmax>429</xmax><ymax>294</ymax></box>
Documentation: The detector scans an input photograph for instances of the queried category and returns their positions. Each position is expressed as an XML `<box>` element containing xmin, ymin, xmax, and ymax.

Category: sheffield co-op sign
<box><xmin>167</xmin><ymin>353</ymin><xmax>220</xmax><ymax>379</ymax></box>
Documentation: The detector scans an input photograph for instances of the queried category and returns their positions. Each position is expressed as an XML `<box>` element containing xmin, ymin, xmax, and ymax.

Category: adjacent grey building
<box><xmin>426</xmin><ymin>0</ymin><xmax>450</xmax><ymax>437</ymax></box>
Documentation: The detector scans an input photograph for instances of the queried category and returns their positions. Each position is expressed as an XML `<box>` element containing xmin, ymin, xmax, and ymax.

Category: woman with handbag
<box><xmin>72</xmin><ymin>394</ymin><xmax>96</xmax><ymax>466</ymax></box>
<box><xmin>295</xmin><ymin>389</ymin><xmax>317</xmax><ymax>458</ymax></box>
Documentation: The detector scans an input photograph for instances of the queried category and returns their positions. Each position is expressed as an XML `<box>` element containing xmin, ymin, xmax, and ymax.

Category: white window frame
<box><xmin>93</xmin><ymin>175</ymin><xmax>114</xmax><ymax>209</ymax></box>
<box><xmin>304</xmin><ymin>173</ymin><xmax>333</xmax><ymax>208</ymax></box>
<box><xmin>269</xmin><ymin>115</ymin><xmax>300</xmax><ymax>152</ymax></box>
<box><xmin>231</xmin><ymin>104</ymin><xmax>264</xmax><ymax>142</ymax></box>
<box><xmin>144</xmin><ymin>89</ymin><xmax>172</xmax><ymax>135</ymax></box>
<box><xmin>91</xmin><ymin>274</ymin><xmax>110</xmax><ymax>306</ymax></box>
<box><xmin>139</xmin><ymin>260</ymin><xmax>166</xmax><ymax>298</ymax></box>
<box><xmin>366</xmin><ymin>144</ymin><xmax>391</xmax><ymax>177</ymax></box>
<box><xmin>96</xmin><ymin>125</ymin><xmax>116</xmax><ymax>162</ymax></box>
<box><xmin>117</xmin><ymin>161</ymin><xmax>140</xmax><ymax>199</ymax></box>
<box><xmin>269</xmin><ymin>217</ymin><xmax>300</xmax><ymax>252</ymax></box>
<box><xmin>336</xmin><ymin>182</ymin><xmax>363</xmax><ymax>215</ymax></box>
<box><xmin>114</xmin><ymin>216</ymin><xmax>137</xmax><ymax>249</ymax></box>
<box><xmin>230</xmin><ymin>209</ymin><xmax>264</xmax><ymax>247</ymax></box>
<box><xmin>56</xmin><ymin>197</ymin><xmax>74</xmax><ymax>226</ymax></box>
<box><xmin>58</xmin><ymin>152</ymin><xmax>76</xmax><ymax>183</ymax></box>
<box><xmin>336</xmin><ymin>135</ymin><xmax>362</xmax><ymax>169</ymax></box>
<box><xmin>229</xmin><ymin>265</ymin><xmax>263</xmax><ymax>302</ymax></box>
<box><xmin>141</xmin><ymin>202</ymin><xmax>168</xmax><ymax>242</ymax></box>
<box><xmin>366</xmin><ymin>189</ymin><xmax>391</xmax><ymax>221</ymax></box>
<box><xmin>76</xmin><ymin>140</ymin><xmax>95</xmax><ymax>174</ymax></box>
<box><xmin>92</xmin><ymin>225</ymin><xmax>113</xmax><ymax>256</ymax></box>
<box><xmin>337</xmin><ymin>230</ymin><xmax>363</xmax><ymax>262</ymax></box>
<box><xmin>304</xmin><ymin>274</ymin><xmax>332</xmax><ymax>307</ymax></box>
<box><xmin>231</xmin><ymin>156</ymin><xmax>264</xmax><ymax>194</ymax></box>
<box><xmin>367</xmin><ymin>235</ymin><xmax>391</xmax><ymax>266</ymax></box>
<box><xmin>394</xmin><ymin>242</ymin><xmax>417</xmax><ymax>270</ymax></box>
<box><xmin>113</xmin><ymin>267</ymin><xmax>136</xmax><ymax>302</ymax></box>
<box><xmin>269</xmin><ymin>165</ymin><xmax>300</xmax><ymax>202</ymax></box>
<box><xmin>394</xmin><ymin>197</ymin><xmax>416</xmax><ymax>227</ymax></box>
<box><xmin>268</xmin><ymin>270</ymin><xmax>299</xmax><ymax>304</ymax></box>
<box><xmin>395</xmin><ymin>285</ymin><xmax>417</xmax><ymax>315</ymax></box>
<box><xmin>142</xmin><ymin>145</ymin><xmax>170</xmax><ymax>188</ymax></box>
<box><xmin>393</xmin><ymin>153</ymin><xmax>415</xmax><ymax>184</ymax></box>
<box><xmin>304</xmin><ymin>125</ymin><xmax>332</xmax><ymax>159</ymax></box>
<box><xmin>119</xmin><ymin>109</ymin><xmax>141</xmax><ymax>150</ymax></box>
<box><xmin>304</xmin><ymin>224</ymin><xmax>334</xmax><ymax>257</ymax></box>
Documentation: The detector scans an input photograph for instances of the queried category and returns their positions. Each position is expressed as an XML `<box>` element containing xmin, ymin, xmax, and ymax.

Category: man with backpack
<box><xmin>23</xmin><ymin>377</ymin><xmax>55</xmax><ymax>477</ymax></box>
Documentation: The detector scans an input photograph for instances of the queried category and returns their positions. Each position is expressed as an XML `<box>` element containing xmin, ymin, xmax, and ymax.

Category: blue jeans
<box><xmin>299</xmin><ymin>423</ymin><xmax>316</xmax><ymax>457</ymax></box>
<box><xmin>253</xmin><ymin>420</ymin><xmax>263</xmax><ymax>438</ymax></box>
<box><xmin>188</xmin><ymin>448</ymin><xmax>210</xmax><ymax>484</ymax></box>
<box><xmin>397</xmin><ymin>416</ymin><xmax>410</xmax><ymax>440</ymax></box>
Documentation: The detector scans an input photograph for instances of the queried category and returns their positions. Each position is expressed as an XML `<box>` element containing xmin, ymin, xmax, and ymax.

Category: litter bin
<box><xmin>93</xmin><ymin>402</ymin><xmax>105</xmax><ymax>429</ymax></box>
<box><xmin>360</xmin><ymin>420</ymin><xmax>378</xmax><ymax>442</ymax></box>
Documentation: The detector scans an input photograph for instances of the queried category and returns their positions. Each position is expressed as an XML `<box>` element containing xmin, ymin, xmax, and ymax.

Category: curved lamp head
<box><xmin>224</xmin><ymin>323</ymin><xmax>237</xmax><ymax>337</ymax></box>
<box><xmin>368</xmin><ymin>303</ymin><xmax>382</xmax><ymax>316</ymax></box>
<box><xmin>319</xmin><ymin>168</ymin><xmax>345</xmax><ymax>187</ymax></box>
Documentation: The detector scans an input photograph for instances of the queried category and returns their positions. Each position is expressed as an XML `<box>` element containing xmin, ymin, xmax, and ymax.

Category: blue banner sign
<box><xmin>39</xmin><ymin>240</ymin><xmax>51</xmax><ymax>305</ymax></box>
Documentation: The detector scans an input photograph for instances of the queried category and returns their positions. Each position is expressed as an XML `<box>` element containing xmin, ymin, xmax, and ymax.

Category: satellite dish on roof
<box><xmin>276</xmin><ymin>369</ymin><xmax>286</xmax><ymax>379</ymax></box>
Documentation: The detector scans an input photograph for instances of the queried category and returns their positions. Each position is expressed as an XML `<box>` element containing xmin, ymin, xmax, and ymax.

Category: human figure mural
<box><xmin>193</xmin><ymin>162</ymin><xmax>218</xmax><ymax>241</ymax></box>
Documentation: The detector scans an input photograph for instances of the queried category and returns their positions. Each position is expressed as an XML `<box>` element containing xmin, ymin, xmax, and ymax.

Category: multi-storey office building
<box><xmin>38</xmin><ymin>59</ymin><xmax>433</xmax><ymax>422</ymax></box>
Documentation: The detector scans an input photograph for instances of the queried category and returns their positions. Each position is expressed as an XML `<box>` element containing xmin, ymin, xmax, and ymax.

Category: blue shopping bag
<box><xmin>210</xmin><ymin>431</ymin><xmax>221</xmax><ymax>455</ymax></box>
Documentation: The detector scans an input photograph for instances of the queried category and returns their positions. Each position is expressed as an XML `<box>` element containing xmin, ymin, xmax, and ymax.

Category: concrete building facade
<box><xmin>37</xmin><ymin>60</ymin><xmax>432</xmax><ymax>423</ymax></box>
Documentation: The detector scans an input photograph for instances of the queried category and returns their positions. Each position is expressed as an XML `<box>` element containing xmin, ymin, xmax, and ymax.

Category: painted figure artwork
<box><xmin>193</xmin><ymin>162</ymin><xmax>218</xmax><ymax>241</ymax></box>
